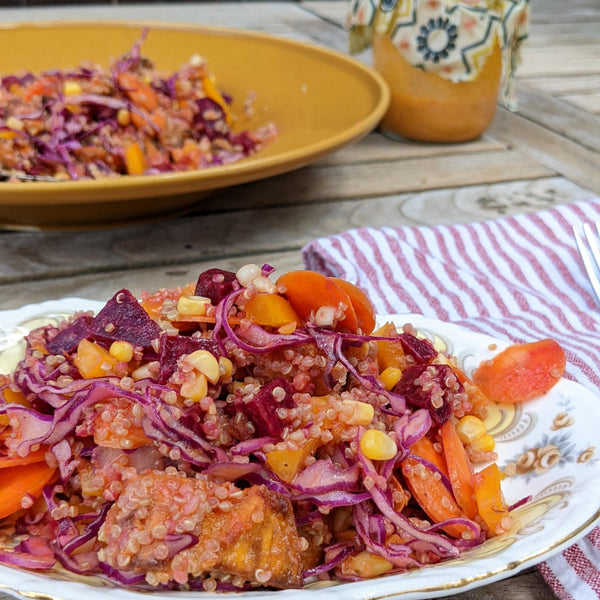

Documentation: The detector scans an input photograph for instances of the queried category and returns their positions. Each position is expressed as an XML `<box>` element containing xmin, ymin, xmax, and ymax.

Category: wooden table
<box><xmin>0</xmin><ymin>0</ymin><xmax>598</xmax><ymax>598</ymax></box>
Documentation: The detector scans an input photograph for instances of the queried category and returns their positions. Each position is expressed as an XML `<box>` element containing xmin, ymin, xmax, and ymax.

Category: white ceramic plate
<box><xmin>0</xmin><ymin>302</ymin><xmax>599</xmax><ymax>600</ymax></box>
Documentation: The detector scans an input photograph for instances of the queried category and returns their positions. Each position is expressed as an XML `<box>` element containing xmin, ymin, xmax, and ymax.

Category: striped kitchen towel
<box><xmin>302</xmin><ymin>197</ymin><xmax>600</xmax><ymax>600</ymax></box>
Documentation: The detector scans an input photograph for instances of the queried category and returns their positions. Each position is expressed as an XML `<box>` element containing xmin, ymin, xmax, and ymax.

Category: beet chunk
<box><xmin>195</xmin><ymin>268</ymin><xmax>238</xmax><ymax>305</ymax></box>
<box><xmin>235</xmin><ymin>378</ymin><xmax>296</xmax><ymax>437</ymax></box>
<box><xmin>398</xmin><ymin>332</ymin><xmax>438</xmax><ymax>364</ymax></box>
<box><xmin>393</xmin><ymin>364</ymin><xmax>464</xmax><ymax>425</ymax></box>
<box><xmin>88</xmin><ymin>289</ymin><xmax>162</xmax><ymax>348</ymax></box>
<box><xmin>46</xmin><ymin>314</ymin><xmax>93</xmax><ymax>355</ymax></box>
<box><xmin>158</xmin><ymin>334</ymin><xmax>220</xmax><ymax>384</ymax></box>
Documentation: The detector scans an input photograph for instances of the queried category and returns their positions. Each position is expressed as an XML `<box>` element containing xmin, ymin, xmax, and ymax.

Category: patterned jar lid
<box><xmin>347</xmin><ymin>0</ymin><xmax>529</xmax><ymax>108</ymax></box>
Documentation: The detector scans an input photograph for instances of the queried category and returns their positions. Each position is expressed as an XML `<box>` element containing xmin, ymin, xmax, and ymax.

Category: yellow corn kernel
<box><xmin>176</xmin><ymin>295</ymin><xmax>211</xmax><ymax>317</ymax></box>
<box><xmin>0</xmin><ymin>130</ymin><xmax>18</xmax><ymax>140</ymax></box>
<box><xmin>109</xmin><ymin>340</ymin><xmax>134</xmax><ymax>363</ymax></box>
<box><xmin>470</xmin><ymin>433</ymin><xmax>496</xmax><ymax>453</ymax></box>
<box><xmin>359</xmin><ymin>429</ymin><xmax>397</xmax><ymax>461</ymax></box>
<box><xmin>218</xmin><ymin>356</ymin><xmax>234</xmax><ymax>379</ymax></box>
<box><xmin>180</xmin><ymin>372</ymin><xmax>208</xmax><ymax>401</ymax></box>
<box><xmin>117</xmin><ymin>108</ymin><xmax>131</xmax><ymax>127</ymax></box>
<box><xmin>184</xmin><ymin>350</ymin><xmax>220</xmax><ymax>384</ymax></box>
<box><xmin>5</xmin><ymin>116</ymin><xmax>24</xmax><ymax>131</ymax></box>
<box><xmin>455</xmin><ymin>415</ymin><xmax>487</xmax><ymax>445</ymax></box>
<box><xmin>63</xmin><ymin>81</ymin><xmax>82</xmax><ymax>96</ymax></box>
<box><xmin>342</xmin><ymin>400</ymin><xmax>374</xmax><ymax>426</ymax></box>
<box><xmin>380</xmin><ymin>366</ymin><xmax>402</xmax><ymax>391</ymax></box>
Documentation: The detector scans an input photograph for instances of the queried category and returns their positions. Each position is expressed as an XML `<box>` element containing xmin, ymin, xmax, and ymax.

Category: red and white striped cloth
<box><xmin>302</xmin><ymin>197</ymin><xmax>600</xmax><ymax>600</ymax></box>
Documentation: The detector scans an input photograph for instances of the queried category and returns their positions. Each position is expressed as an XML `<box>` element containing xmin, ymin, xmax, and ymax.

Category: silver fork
<box><xmin>573</xmin><ymin>221</ymin><xmax>600</xmax><ymax>306</ymax></box>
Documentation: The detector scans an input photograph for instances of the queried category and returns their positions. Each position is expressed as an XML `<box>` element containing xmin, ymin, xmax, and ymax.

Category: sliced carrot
<box><xmin>116</xmin><ymin>72</ymin><xmax>159</xmax><ymax>112</ymax></box>
<box><xmin>173</xmin><ymin>314</ymin><xmax>243</xmax><ymax>326</ymax></box>
<box><xmin>472</xmin><ymin>339</ymin><xmax>566</xmax><ymax>404</ymax></box>
<box><xmin>276</xmin><ymin>270</ymin><xmax>358</xmax><ymax>332</ymax></box>
<box><xmin>0</xmin><ymin>461</ymin><xmax>57</xmax><ymax>520</ymax></box>
<box><xmin>441</xmin><ymin>420</ymin><xmax>478</xmax><ymax>519</ymax></box>
<box><xmin>401</xmin><ymin>435</ymin><xmax>467</xmax><ymax>538</ymax></box>
<box><xmin>330</xmin><ymin>278</ymin><xmax>376</xmax><ymax>334</ymax></box>
<box><xmin>244</xmin><ymin>293</ymin><xmax>300</xmax><ymax>328</ymax></box>
<box><xmin>0</xmin><ymin>448</ymin><xmax>48</xmax><ymax>469</ymax></box>
<box><xmin>472</xmin><ymin>463</ymin><xmax>512</xmax><ymax>536</ymax></box>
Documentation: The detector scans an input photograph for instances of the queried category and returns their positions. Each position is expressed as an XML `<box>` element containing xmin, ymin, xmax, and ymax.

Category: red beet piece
<box><xmin>393</xmin><ymin>364</ymin><xmax>463</xmax><ymax>425</ymax></box>
<box><xmin>194</xmin><ymin>268</ymin><xmax>237</xmax><ymax>305</ymax></box>
<box><xmin>45</xmin><ymin>314</ymin><xmax>93</xmax><ymax>355</ymax></box>
<box><xmin>158</xmin><ymin>334</ymin><xmax>220</xmax><ymax>384</ymax></box>
<box><xmin>398</xmin><ymin>332</ymin><xmax>437</xmax><ymax>364</ymax></box>
<box><xmin>88</xmin><ymin>289</ymin><xmax>162</xmax><ymax>348</ymax></box>
<box><xmin>235</xmin><ymin>378</ymin><xmax>296</xmax><ymax>437</ymax></box>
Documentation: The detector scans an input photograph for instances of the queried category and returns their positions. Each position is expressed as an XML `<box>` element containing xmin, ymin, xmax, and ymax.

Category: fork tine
<box><xmin>574</xmin><ymin>222</ymin><xmax>600</xmax><ymax>306</ymax></box>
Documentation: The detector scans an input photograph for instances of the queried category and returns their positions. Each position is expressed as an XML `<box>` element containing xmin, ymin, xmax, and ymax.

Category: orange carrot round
<box><xmin>330</xmin><ymin>278</ymin><xmax>376</xmax><ymax>334</ymax></box>
<box><xmin>472</xmin><ymin>339</ymin><xmax>566</xmax><ymax>404</ymax></box>
<box><xmin>276</xmin><ymin>270</ymin><xmax>358</xmax><ymax>332</ymax></box>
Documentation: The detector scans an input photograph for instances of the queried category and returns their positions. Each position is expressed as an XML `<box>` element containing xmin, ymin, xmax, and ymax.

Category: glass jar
<box><xmin>348</xmin><ymin>0</ymin><xmax>529</xmax><ymax>143</ymax></box>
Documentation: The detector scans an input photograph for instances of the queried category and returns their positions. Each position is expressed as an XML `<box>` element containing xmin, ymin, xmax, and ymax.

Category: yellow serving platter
<box><xmin>0</xmin><ymin>21</ymin><xmax>389</xmax><ymax>229</ymax></box>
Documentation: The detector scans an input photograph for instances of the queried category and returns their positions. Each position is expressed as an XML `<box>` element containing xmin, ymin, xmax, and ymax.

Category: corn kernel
<box><xmin>380</xmin><ymin>366</ymin><xmax>402</xmax><ymax>391</ymax></box>
<box><xmin>109</xmin><ymin>341</ymin><xmax>134</xmax><ymax>363</ymax></box>
<box><xmin>470</xmin><ymin>433</ymin><xmax>495</xmax><ymax>453</ymax></box>
<box><xmin>184</xmin><ymin>349</ymin><xmax>220</xmax><ymax>384</ymax></box>
<box><xmin>117</xmin><ymin>108</ymin><xmax>131</xmax><ymax>127</ymax></box>
<box><xmin>342</xmin><ymin>400</ymin><xmax>374</xmax><ymax>425</ymax></box>
<box><xmin>176</xmin><ymin>295</ymin><xmax>211</xmax><ymax>316</ymax></box>
<box><xmin>359</xmin><ymin>429</ymin><xmax>397</xmax><ymax>461</ymax></box>
<box><xmin>63</xmin><ymin>81</ymin><xmax>82</xmax><ymax>96</ymax></box>
<box><xmin>456</xmin><ymin>415</ymin><xmax>487</xmax><ymax>444</ymax></box>
<box><xmin>5</xmin><ymin>116</ymin><xmax>24</xmax><ymax>131</ymax></box>
<box><xmin>218</xmin><ymin>356</ymin><xmax>233</xmax><ymax>379</ymax></box>
<box><xmin>180</xmin><ymin>373</ymin><xmax>208</xmax><ymax>401</ymax></box>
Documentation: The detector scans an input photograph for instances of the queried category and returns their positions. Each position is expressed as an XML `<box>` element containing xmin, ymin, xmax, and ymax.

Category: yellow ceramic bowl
<box><xmin>0</xmin><ymin>21</ymin><xmax>389</xmax><ymax>229</ymax></box>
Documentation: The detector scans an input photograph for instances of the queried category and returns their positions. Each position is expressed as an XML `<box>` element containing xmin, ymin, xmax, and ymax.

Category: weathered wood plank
<box><xmin>488</xmin><ymin>107</ymin><xmax>600</xmax><ymax>194</ymax></box>
<box><xmin>523</xmin><ymin>74</ymin><xmax>600</xmax><ymax>96</ymax></box>
<box><xmin>0</xmin><ymin>177</ymin><xmax>590</xmax><ymax>297</ymax></box>
<box><xmin>560</xmin><ymin>93</ymin><xmax>600</xmax><ymax>114</ymax></box>
<box><xmin>518</xmin><ymin>45</ymin><xmax>600</xmax><ymax>78</ymax></box>
<box><xmin>199</xmin><ymin>149</ymin><xmax>553</xmax><ymax>212</ymax></box>
<box><xmin>511</xmin><ymin>85</ymin><xmax>600</xmax><ymax>154</ymax></box>
<box><xmin>318</xmin><ymin>132</ymin><xmax>506</xmax><ymax>165</ymax></box>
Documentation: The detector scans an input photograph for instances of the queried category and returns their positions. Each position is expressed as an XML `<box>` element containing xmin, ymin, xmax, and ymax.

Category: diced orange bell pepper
<box><xmin>472</xmin><ymin>463</ymin><xmax>512</xmax><ymax>536</ymax></box>
<box><xmin>372</xmin><ymin>321</ymin><xmax>406</xmax><ymax>371</ymax></box>
<box><xmin>73</xmin><ymin>339</ymin><xmax>119</xmax><ymax>379</ymax></box>
<box><xmin>265</xmin><ymin>438</ymin><xmax>318</xmax><ymax>483</ymax></box>
<box><xmin>244</xmin><ymin>293</ymin><xmax>300</xmax><ymax>328</ymax></box>
<box><xmin>124</xmin><ymin>141</ymin><xmax>148</xmax><ymax>175</ymax></box>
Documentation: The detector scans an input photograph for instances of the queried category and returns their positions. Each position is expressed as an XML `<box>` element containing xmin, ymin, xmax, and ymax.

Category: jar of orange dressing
<box><xmin>348</xmin><ymin>0</ymin><xmax>529</xmax><ymax>143</ymax></box>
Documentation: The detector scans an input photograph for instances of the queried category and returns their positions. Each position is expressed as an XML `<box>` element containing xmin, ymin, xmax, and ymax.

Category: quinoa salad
<box><xmin>0</xmin><ymin>265</ymin><xmax>565</xmax><ymax>591</ymax></box>
<box><xmin>0</xmin><ymin>31</ymin><xmax>276</xmax><ymax>181</ymax></box>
